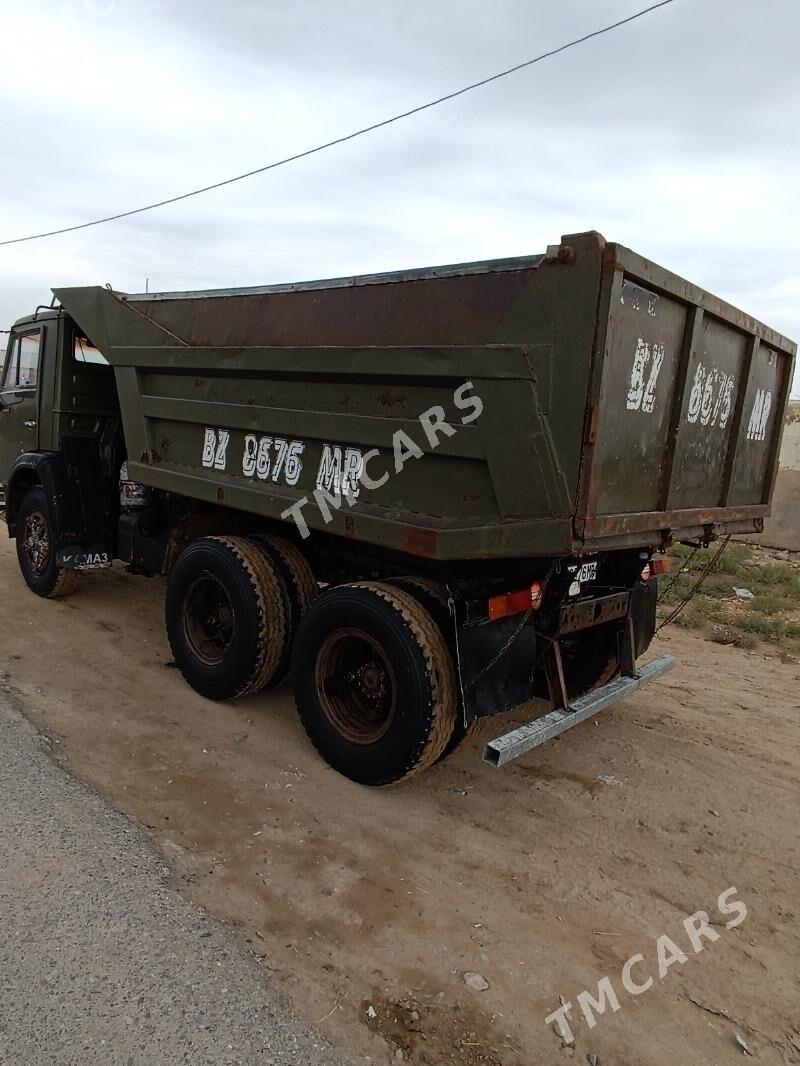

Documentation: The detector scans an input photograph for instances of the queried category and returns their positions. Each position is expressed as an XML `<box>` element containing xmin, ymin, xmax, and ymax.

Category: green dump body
<box><xmin>54</xmin><ymin>231</ymin><xmax>796</xmax><ymax>562</ymax></box>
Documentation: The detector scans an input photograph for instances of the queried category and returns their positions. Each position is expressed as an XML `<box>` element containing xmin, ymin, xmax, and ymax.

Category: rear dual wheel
<box><xmin>249</xmin><ymin>534</ymin><xmax>318</xmax><ymax>685</ymax></box>
<box><xmin>165</xmin><ymin>534</ymin><xmax>316</xmax><ymax>702</ymax></box>
<box><xmin>292</xmin><ymin>582</ymin><xmax>458</xmax><ymax>786</ymax></box>
<box><xmin>385</xmin><ymin>575</ymin><xmax>495</xmax><ymax>762</ymax></box>
<box><xmin>167</xmin><ymin>553</ymin><xmax>461</xmax><ymax>784</ymax></box>
<box><xmin>385</xmin><ymin>575</ymin><xmax>452</xmax><ymax>637</ymax></box>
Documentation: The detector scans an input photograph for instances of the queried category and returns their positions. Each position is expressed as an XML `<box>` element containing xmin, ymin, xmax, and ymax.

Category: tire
<box><xmin>383</xmin><ymin>576</ymin><xmax>499</xmax><ymax>764</ymax></box>
<box><xmin>291</xmin><ymin>581</ymin><xmax>457</xmax><ymax>786</ymax></box>
<box><xmin>165</xmin><ymin>536</ymin><xmax>288</xmax><ymax>701</ymax></box>
<box><xmin>15</xmin><ymin>486</ymin><xmax>79</xmax><ymax>599</ymax></box>
<box><xmin>385</xmin><ymin>576</ymin><xmax>452</xmax><ymax>640</ymax></box>
<box><xmin>258</xmin><ymin>535</ymin><xmax>318</xmax><ymax>613</ymax></box>
<box><xmin>248</xmin><ymin>535</ymin><xmax>318</xmax><ymax>686</ymax></box>
<box><xmin>384</xmin><ymin>576</ymin><xmax>476</xmax><ymax>764</ymax></box>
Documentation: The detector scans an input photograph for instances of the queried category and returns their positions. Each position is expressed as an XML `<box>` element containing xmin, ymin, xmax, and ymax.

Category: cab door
<box><xmin>0</xmin><ymin>328</ymin><xmax>42</xmax><ymax>496</ymax></box>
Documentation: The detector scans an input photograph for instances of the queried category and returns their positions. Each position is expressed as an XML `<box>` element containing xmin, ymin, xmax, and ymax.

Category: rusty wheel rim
<box><xmin>315</xmin><ymin>628</ymin><xmax>397</xmax><ymax>745</ymax></box>
<box><xmin>23</xmin><ymin>510</ymin><xmax>50</xmax><ymax>575</ymax></box>
<box><xmin>183</xmin><ymin>575</ymin><xmax>235</xmax><ymax>666</ymax></box>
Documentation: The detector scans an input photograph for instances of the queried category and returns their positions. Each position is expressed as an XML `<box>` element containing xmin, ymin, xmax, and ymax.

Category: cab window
<box><xmin>1</xmin><ymin>330</ymin><xmax>41</xmax><ymax>390</ymax></box>
<box><xmin>74</xmin><ymin>333</ymin><xmax>109</xmax><ymax>366</ymax></box>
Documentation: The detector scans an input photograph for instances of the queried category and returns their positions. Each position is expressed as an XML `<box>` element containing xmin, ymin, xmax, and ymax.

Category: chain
<box><xmin>656</xmin><ymin>536</ymin><xmax>730</xmax><ymax>633</ymax></box>
<box><xmin>462</xmin><ymin>609</ymin><xmax>534</xmax><ymax>691</ymax></box>
<box><xmin>657</xmin><ymin>544</ymin><xmax>698</xmax><ymax>604</ymax></box>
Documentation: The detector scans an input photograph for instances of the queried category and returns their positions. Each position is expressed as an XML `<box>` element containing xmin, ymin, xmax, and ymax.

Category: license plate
<box><xmin>57</xmin><ymin>546</ymin><xmax>112</xmax><ymax>570</ymax></box>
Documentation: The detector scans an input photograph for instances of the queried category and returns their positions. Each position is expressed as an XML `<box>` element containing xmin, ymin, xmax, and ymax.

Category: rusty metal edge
<box><xmin>581</xmin><ymin>505</ymin><xmax>767</xmax><ymax>539</ymax></box>
<box><xmin>123</xmin><ymin>253</ymin><xmax>548</xmax><ymax>303</ymax></box>
<box><xmin>610</xmin><ymin>243</ymin><xmax>797</xmax><ymax>355</ymax></box>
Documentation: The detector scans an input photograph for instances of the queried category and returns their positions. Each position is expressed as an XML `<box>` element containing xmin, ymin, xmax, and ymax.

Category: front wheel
<box><xmin>15</xmin><ymin>486</ymin><xmax>79</xmax><ymax>599</ymax></box>
<box><xmin>291</xmin><ymin>582</ymin><xmax>457</xmax><ymax>786</ymax></box>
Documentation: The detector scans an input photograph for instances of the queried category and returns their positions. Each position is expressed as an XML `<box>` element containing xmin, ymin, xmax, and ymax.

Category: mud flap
<box><xmin>456</xmin><ymin>615</ymin><xmax>536</xmax><ymax>722</ymax></box>
<box><xmin>630</xmin><ymin>576</ymin><xmax>658</xmax><ymax>657</ymax></box>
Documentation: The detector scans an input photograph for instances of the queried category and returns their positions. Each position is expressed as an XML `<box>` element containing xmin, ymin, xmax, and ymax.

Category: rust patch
<box><xmin>162</xmin><ymin>512</ymin><xmax>249</xmax><ymax>574</ymax></box>
<box><xmin>140</xmin><ymin>449</ymin><xmax>162</xmax><ymax>465</ymax></box>
<box><xmin>586</xmin><ymin>404</ymin><xmax>599</xmax><ymax>446</ymax></box>
<box><xmin>127</xmin><ymin>266</ymin><xmax>532</xmax><ymax>348</ymax></box>
<box><xmin>377</xmin><ymin>390</ymin><xmax>406</xmax><ymax>408</ymax></box>
<box><xmin>216</xmin><ymin>487</ymin><xmax>225</xmax><ymax>504</ymax></box>
<box><xmin>402</xmin><ymin>529</ymin><xmax>438</xmax><ymax>558</ymax></box>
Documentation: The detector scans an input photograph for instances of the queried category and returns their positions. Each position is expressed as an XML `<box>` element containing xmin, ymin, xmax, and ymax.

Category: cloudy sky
<box><xmin>1</xmin><ymin>0</ymin><xmax>798</xmax><ymax>394</ymax></box>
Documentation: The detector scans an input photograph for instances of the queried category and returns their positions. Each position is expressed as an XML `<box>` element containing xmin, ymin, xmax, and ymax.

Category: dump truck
<box><xmin>0</xmin><ymin>232</ymin><xmax>795</xmax><ymax>784</ymax></box>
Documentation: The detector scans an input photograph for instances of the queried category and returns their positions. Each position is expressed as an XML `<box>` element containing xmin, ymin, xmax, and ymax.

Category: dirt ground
<box><xmin>1</xmin><ymin>534</ymin><xmax>799</xmax><ymax>1066</ymax></box>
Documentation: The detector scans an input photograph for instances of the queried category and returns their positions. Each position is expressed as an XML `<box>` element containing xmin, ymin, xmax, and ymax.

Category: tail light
<box><xmin>488</xmin><ymin>582</ymin><xmax>543</xmax><ymax>621</ymax></box>
<box><xmin>641</xmin><ymin>557</ymin><xmax>671</xmax><ymax>581</ymax></box>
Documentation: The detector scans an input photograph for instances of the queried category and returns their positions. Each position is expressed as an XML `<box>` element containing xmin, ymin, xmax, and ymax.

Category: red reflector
<box><xmin>488</xmin><ymin>582</ymin><xmax>543</xmax><ymax>621</ymax></box>
<box><xmin>642</xmin><ymin>557</ymin><xmax>671</xmax><ymax>581</ymax></box>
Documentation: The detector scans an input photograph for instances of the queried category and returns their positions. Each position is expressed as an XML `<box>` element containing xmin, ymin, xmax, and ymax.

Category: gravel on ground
<box><xmin>0</xmin><ymin>689</ymin><xmax>353</xmax><ymax>1066</ymax></box>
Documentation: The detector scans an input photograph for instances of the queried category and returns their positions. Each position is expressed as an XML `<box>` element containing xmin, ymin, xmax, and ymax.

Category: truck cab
<box><xmin>0</xmin><ymin>314</ymin><xmax>51</xmax><ymax>493</ymax></box>
<box><xmin>1</xmin><ymin>310</ymin><xmax>120</xmax><ymax>588</ymax></box>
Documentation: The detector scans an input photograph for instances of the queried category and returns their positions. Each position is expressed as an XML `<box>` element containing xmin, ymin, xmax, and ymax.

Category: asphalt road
<box><xmin>0</xmin><ymin>688</ymin><xmax>353</xmax><ymax>1066</ymax></box>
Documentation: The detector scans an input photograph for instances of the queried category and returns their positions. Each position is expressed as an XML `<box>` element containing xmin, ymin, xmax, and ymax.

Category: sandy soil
<box><xmin>1</xmin><ymin>534</ymin><xmax>799</xmax><ymax>1066</ymax></box>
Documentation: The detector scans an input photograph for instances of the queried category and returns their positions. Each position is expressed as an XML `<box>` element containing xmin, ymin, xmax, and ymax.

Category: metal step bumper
<box><xmin>483</xmin><ymin>654</ymin><xmax>676</xmax><ymax>768</ymax></box>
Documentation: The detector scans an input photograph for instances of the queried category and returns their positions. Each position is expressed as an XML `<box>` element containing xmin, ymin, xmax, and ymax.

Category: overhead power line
<box><xmin>0</xmin><ymin>0</ymin><xmax>676</xmax><ymax>248</ymax></box>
